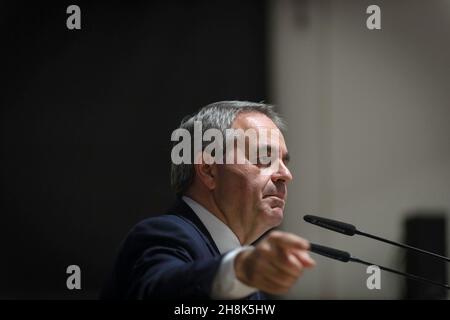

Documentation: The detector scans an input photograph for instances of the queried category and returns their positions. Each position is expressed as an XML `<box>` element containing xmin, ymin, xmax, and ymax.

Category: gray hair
<box><xmin>170</xmin><ymin>101</ymin><xmax>286</xmax><ymax>196</ymax></box>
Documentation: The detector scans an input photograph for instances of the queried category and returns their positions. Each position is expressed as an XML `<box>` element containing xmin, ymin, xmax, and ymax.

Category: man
<box><xmin>101</xmin><ymin>101</ymin><xmax>315</xmax><ymax>299</ymax></box>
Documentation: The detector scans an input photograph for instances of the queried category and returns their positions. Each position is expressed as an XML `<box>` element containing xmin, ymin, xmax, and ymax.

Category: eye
<box><xmin>256</xmin><ymin>156</ymin><xmax>272</xmax><ymax>167</ymax></box>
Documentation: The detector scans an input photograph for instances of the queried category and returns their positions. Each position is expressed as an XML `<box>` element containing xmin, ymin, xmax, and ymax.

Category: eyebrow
<box><xmin>283</xmin><ymin>152</ymin><xmax>290</xmax><ymax>164</ymax></box>
<box><xmin>257</xmin><ymin>144</ymin><xmax>290</xmax><ymax>163</ymax></box>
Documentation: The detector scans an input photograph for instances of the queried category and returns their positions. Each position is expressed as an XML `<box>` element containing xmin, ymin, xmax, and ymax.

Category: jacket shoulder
<box><xmin>130</xmin><ymin>214</ymin><xmax>198</xmax><ymax>240</ymax></box>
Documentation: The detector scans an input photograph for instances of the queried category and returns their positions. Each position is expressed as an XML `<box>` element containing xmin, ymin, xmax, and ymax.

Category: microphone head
<box><xmin>304</xmin><ymin>215</ymin><xmax>357</xmax><ymax>236</ymax></box>
<box><xmin>309</xmin><ymin>243</ymin><xmax>351</xmax><ymax>262</ymax></box>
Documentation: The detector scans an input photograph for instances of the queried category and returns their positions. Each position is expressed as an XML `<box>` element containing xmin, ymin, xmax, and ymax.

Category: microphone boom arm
<box><xmin>355</xmin><ymin>229</ymin><xmax>450</xmax><ymax>262</ymax></box>
<box><xmin>309</xmin><ymin>243</ymin><xmax>450</xmax><ymax>290</ymax></box>
<box><xmin>304</xmin><ymin>215</ymin><xmax>450</xmax><ymax>262</ymax></box>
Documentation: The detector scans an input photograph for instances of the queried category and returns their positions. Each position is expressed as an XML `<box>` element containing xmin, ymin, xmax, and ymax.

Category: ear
<box><xmin>193</xmin><ymin>152</ymin><xmax>217</xmax><ymax>191</ymax></box>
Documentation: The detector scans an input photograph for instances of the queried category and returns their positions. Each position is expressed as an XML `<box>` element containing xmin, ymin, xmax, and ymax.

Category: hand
<box><xmin>234</xmin><ymin>230</ymin><xmax>316</xmax><ymax>295</ymax></box>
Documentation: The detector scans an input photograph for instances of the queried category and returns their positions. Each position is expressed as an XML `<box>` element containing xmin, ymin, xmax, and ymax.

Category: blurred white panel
<box><xmin>269</xmin><ymin>0</ymin><xmax>450</xmax><ymax>299</ymax></box>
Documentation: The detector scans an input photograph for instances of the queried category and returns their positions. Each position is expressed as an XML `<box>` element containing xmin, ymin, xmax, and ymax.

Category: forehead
<box><xmin>231</xmin><ymin>112</ymin><xmax>287</xmax><ymax>145</ymax></box>
<box><xmin>232</xmin><ymin>111</ymin><xmax>278</xmax><ymax>130</ymax></box>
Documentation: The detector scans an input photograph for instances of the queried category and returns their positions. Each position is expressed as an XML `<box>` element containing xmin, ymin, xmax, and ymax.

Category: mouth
<box><xmin>263</xmin><ymin>192</ymin><xmax>286</xmax><ymax>200</ymax></box>
<box><xmin>263</xmin><ymin>195</ymin><xmax>286</xmax><ymax>208</ymax></box>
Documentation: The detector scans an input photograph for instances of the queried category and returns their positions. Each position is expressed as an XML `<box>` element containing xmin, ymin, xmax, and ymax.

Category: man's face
<box><xmin>213</xmin><ymin>112</ymin><xmax>292</xmax><ymax>243</ymax></box>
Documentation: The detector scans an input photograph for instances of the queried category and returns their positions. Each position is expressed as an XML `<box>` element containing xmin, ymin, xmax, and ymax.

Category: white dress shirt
<box><xmin>182</xmin><ymin>196</ymin><xmax>257</xmax><ymax>299</ymax></box>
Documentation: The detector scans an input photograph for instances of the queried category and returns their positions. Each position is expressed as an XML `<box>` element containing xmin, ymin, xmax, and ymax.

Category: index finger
<box><xmin>267</xmin><ymin>231</ymin><xmax>310</xmax><ymax>251</ymax></box>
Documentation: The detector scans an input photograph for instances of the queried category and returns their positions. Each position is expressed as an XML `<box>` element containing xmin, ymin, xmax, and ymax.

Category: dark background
<box><xmin>2</xmin><ymin>1</ymin><xmax>267</xmax><ymax>298</ymax></box>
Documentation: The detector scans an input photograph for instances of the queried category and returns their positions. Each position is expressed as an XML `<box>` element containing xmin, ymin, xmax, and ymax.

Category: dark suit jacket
<box><xmin>100</xmin><ymin>199</ymin><xmax>264</xmax><ymax>300</ymax></box>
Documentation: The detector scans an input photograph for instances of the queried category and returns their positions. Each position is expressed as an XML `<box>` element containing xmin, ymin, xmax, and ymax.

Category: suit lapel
<box><xmin>166</xmin><ymin>198</ymin><xmax>221</xmax><ymax>257</ymax></box>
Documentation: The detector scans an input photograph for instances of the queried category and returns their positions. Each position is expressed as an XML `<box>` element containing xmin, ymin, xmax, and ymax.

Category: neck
<box><xmin>184</xmin><ymin>190</ymin><xmax>253</xmax><ymax>245</ymax></box>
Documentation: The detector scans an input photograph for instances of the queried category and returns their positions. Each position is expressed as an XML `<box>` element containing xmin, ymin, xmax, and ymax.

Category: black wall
<box><xmin>404</xmin><ymin>213</ymin><xmax>448</xmax><ymax>299</ymax></box>
<box><xmin>1</xmin><ymin>1</ymin><xmax>267</xmax><ymax>298</ymax></box>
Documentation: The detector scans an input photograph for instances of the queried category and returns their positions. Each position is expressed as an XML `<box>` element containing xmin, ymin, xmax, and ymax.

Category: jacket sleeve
<box><xmin>122</xmin><ymin>217</ymin><xmax>223</xmax><ymax>299</ymax></box>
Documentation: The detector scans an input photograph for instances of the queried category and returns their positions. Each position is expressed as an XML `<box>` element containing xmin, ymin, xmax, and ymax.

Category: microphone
<box><xmin>304</xmin><ymin>215</ymin><xmax>356</xmax><ymax>235</ymax></box>
<box><xmin>309</xmin><ymin>243</ymin><xmax>450</xmax><ymax>290</ymax></box>
<box><xmin>310</xmin><ymin>243</ymin><xmax>351</xmax><ymax>262</ymax></box>
<box><xmin>304</xmin><ymin>215</ymin><xmax>450</xmax><ymax>262</ymax></box>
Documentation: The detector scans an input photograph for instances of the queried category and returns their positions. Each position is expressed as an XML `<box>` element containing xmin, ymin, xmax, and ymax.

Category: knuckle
<box><xmin>255</xmin><ymin>245</ymin><xmax>268</xmax><ymax>258</ymax></box>
<box><xmin>268</xmin><ymin>230</ymin><xmax>282</xmax><ymax>241</ymax></box>
<box><xmin>257</xmin><ymin>243</ymin><xmax>272</xmax><ymax>257</ymax></box>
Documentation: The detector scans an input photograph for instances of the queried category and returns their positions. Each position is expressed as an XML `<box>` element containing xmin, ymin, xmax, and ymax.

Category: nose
<box><xmin>271</xmin><ymin>159</ymin><xmax>293</xmax><ymax>183</ymax></box>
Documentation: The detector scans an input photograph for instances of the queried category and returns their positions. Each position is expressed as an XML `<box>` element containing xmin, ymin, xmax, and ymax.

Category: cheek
<box><xmin>236</xmin><ymin>172</ymin><xmax>272</xmax><ymax>204</ymax></box>
<box><xmin>217</xmin><ymin>166</ymin><xmax>263</xmax><ymax>196</ymax></box>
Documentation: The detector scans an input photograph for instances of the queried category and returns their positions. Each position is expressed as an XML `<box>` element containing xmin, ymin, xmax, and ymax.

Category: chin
<box><xmin>265</xmin><ymin>206</ymin><xmax>284</xmax><ymax>226</ymax></box>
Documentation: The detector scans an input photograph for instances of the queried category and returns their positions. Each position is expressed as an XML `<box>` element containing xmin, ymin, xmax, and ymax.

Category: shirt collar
<box><xmin>182</xmin><ymin>196</ymin><xmax>241</xmax><ymax>254</ymax></box>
